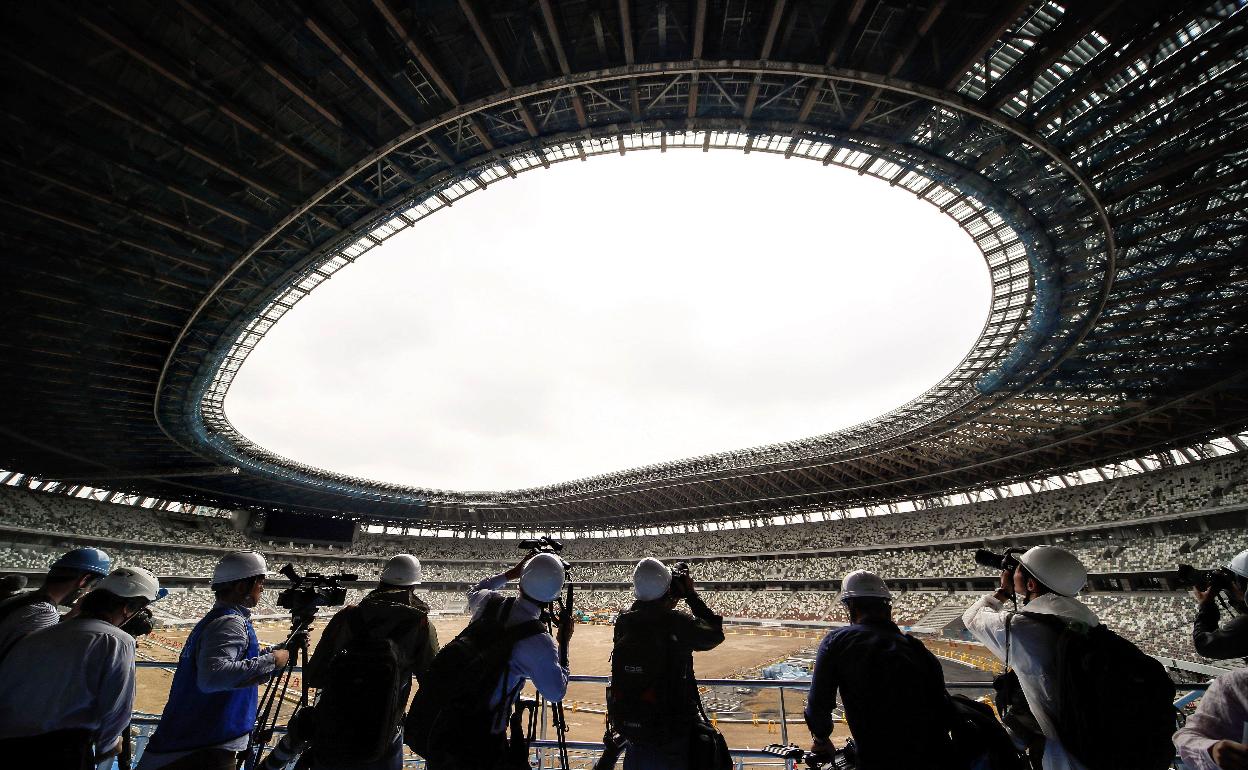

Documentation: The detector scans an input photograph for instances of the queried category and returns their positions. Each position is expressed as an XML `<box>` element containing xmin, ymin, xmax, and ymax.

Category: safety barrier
<box><xmin>129</xmin><ymin>663</ymin><xmax>1209</xmax><ymax>769</ymax></box>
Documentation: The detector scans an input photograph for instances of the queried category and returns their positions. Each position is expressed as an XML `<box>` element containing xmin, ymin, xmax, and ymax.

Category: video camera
<box><xmin>518</xmin><ymin>535</ymin><xmax>563</xmax><ymax>554</ymax></box>
<box><xmin>120</xmin><ymin>606</ymin><xmax>156</xmax><ymax>639</ymax></box>
<box><xmin>274</xmin><ymin>563</ymin><xmax>355</xmax><ymax>615</ymax></box>
<box><xmin>975</xmin><ymin>547</ymin><xmax>1026</xmax><ymax>573</ymax></box>
<box><xmin>1175</xmin><ymin>564</ymin><xmax>1238</xmax><ymax>594</ymax></box>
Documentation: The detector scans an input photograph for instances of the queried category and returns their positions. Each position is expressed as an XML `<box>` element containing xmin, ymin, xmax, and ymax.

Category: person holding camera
<box><xmin>1192</xmin><ymin>549</ymin><xmax>1248</xmax><ymax>661</ymax></box>
<box><xmin>1173</xmin><ymin>667</ymin><xmax>1248</xmax><ymax>770</ymax></box>
<box><xmin>608</xmin><ymin>557</ymin><xmax>726</xmax><ymax>770</ymax></box>
<box><xmin>302</xmin><ymin>553</ymin><xmax>440</xmax><ymax>770</ymax></box>
<box><xmin>803</xmin><ymin>570</ymin><xmax>956</xmax><ymax>770</ymax></box>
<box><xmin>139</xmin><ymin>552</ymin><xmax>289</xmax><ymax>770</ymax></box>
<box><xmin>0</xmin><ymin>566</ymin><xmax>163</xmax><ymax>770</ymax></box>
<box><xmin>963</xmin><ymin>546</ymin><xmax>1098</xmax><ymax>770</ymax></box>
<box><xmin>0</xmin><ymin>546</ymin><xmax>111</xmax><ymax>660</ymax></box>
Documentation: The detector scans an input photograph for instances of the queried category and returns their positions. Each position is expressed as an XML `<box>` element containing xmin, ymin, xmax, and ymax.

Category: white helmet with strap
<box><xmin>97</xmin><ymin>566</ymin><xmax>166</xmax><ymax>601</ymax></box>
<box><xmin>520</xmin><ymin>553</ymin><xmax>566</xmax><ymax>603</ymax></box>
<box><xmin>839</xmin><ymin>570</ymin><xmax>892</xmax><ymax>602</ymax></box>
<box><xmin>212</xmin><ymin>552</ymin><xmax>268</xmax><ymax>587</ymax></box>
<box><xmin>632</xmin><ymin>557</ymin><xmax>673</xmax><ymax>601</ymax></box>
<box><xmin>1018</xmin><ymin>545</ymin><xmax>1087</xmax><ymax>597</ymax></box>
<box><xmin>380</xmin><ymin>554</ymin><xmax>422</xmax><ymax>586</ymax></box>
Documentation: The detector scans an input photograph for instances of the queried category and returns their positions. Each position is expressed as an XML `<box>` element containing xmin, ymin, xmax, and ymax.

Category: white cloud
<box><xmin>226</xmin><ymin>149</ymin><xmax>989</xmax><ymax>491</ymax></box>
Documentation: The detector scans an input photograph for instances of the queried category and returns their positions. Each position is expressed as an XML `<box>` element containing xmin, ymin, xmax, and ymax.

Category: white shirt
<box><xmin>0</xmin><ymin>596</ymin><xmax>59</xmax><ymax>658</ymax></box>
<box><xmin>963</xmin><ymin>592</ymin><xmax>1100</xmax><ymax>770</ymax></box>
<box><xmin>0</xmin><ymin>617</ymin><xmax>136</xmax><ymax>754</ymax></box>
<box><xmin>468</xmin><ymin>574</ymin><xmax>569</xmax><ymax>733</ymax></box>
<box><xmin>1173</xmin><ymin>668</ymin><xmax>1248</xmax><ymax>770</ymax></box>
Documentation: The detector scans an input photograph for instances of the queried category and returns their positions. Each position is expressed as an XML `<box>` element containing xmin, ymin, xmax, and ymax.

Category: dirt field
<box><xmin>136</xmin><ymin>614</ymin><xmax>990</xmax><ymax>758</ymax></box>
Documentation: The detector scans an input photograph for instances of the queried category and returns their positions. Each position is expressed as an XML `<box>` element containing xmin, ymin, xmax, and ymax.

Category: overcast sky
<box><xmin>226</xmin><ymin>149</ymin><xmax>989</xmax><ymax>491</ymax></box>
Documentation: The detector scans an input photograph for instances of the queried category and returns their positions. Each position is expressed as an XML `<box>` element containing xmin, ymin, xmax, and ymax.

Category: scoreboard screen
<box><xmin>260</xmin><ymin>511</ymin><xmax>355</xmax><ymax>543</ymax></box>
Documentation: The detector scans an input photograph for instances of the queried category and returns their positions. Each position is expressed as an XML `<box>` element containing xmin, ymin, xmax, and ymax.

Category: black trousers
<box><xmin>151</xmin><ymin>748</ymin><xmax>239</xmax><ymax>770</ymax></box>
<box><xmin>0</xmin><ymin>728</ymin><xmax>94</xmax><ymax>770</ymax></box>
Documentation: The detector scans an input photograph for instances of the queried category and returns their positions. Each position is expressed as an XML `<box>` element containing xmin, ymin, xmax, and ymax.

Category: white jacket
<box><xmin>963</xmin><ymin>592</ymin><xmax>1100</xmax><ymax>770</ymax></box>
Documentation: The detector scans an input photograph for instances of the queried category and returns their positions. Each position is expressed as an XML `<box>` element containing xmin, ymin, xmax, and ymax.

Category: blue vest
<box><xmin>146</xmin><ymin>605</ymin><xmax>260</xmax><ymax>752</ymax></box>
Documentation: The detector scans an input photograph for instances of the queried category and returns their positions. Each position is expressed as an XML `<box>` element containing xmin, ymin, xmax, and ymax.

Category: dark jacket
<box><xmin>304</xmin><ymin>587</ymin><xmax>439</xmax><ymax>693</ymax></box>
<box><xmin>614</xmin><ymin>594</ymin><xmax>725</xmax><ymax>724</ymax></box>
<box><xmin>805</xmin><ymin>619</ymin><xmax>956</xmax><ymax>770</ymax></box>
<box><xmin>1193</xmin><ymin>598</ymin><xmax>1248</xmax><ymax>660</ymax></box>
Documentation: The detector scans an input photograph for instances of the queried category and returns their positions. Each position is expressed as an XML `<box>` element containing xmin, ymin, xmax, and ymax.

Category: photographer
<box><xmin>1192</xmin><ymin>549</ymin><xmax>1248</xmax><ymax>661</ymax></box>
<box><xmin>608</xmin><ymin>557</ymin><xmax>725</xmax><ymax>770</ymax></box>
<box><xmin>139</xmin><ymin>552</ymin><xmax>289</xmax><ymax>770</ymax></box>
<box><xmin>0</xmin><ymin>566</ymin><xmax>163</xmax><ymax>769</ymax></box>
<box><xmin>803</xmin><ymin>570</ymin><xmax>956</xmax><ymax>770</ymax></box>
<box><xmin>0</xmin><ymin>546</ymin><xmax>111</xmax><ymax>659</ymax></box>
<box><xmin>962</xmin><ymin>546</ymin><xmax>1098</xmax><ymax>770</ymax></box>
<box><xmin>302</xmin><ymin>554</ymin><xmax>439</xmax><ymax>770</ymax></box>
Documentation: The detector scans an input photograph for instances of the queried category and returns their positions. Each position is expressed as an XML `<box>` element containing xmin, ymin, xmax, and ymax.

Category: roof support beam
<box><xmin>849</xmin><ymin>0</ymin><xmax>947</xmax><ymax>130</ymax></box>
<box><xmin>302</xmin><ymin>11</ymin><xmax>417</xmax><ymax>128</ymax></box>
<box><xmin>796</xmin><ymin>0</ymin><xmax>866</xmax><ymax>123</ymax></box>
<box><xmin>538</xmin><ymin>0</ymin><xmax>588</xmax><ymax>128</ymax></box>
<box><xmin>457</xmin><ymin>0</ymin><xmax>539</xmax><ymax>136</ymax></box>
<box><xmin>72</xmin><ymin>6</ymin><xmax>329</xmax><ymax>173</ymax></box>
<box><xmin>369</xmin><ymin>0</ymin><xmax>498</xmax><ymax>151</ymax></box>
<box><xmin>743</xmin><ymin>0</ymin><xmax>787</xmax><ymax>120</ymax></box>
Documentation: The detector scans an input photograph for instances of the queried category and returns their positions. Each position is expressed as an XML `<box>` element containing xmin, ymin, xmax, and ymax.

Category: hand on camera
<box><xmin>557</xmin><ymin>612</ymin><xmax>576</xmax><ymax>647</ymax></box>
<box><xmin>1211</xmin><ymin>740</ymin><xmax>1248</xmax><ymax>770</ymax></box>
<box><xmin>271</xmin><ymin>648</ymin><xmax>291</xmax><ymax>669</ymax></box>
<box><xmin>504</xmin><ymin>553</ymin><xmax>534</xmax><ymax>581</ymax></box>
<box><xmin>675</xmin><ymin>572</ymin><xmax>696</xmax><ymax>600</ymax></box>
<box><xmin>1193</xmin><ymin>586</ymin><xmax>1218</xmax><ymax>606</ymax></box>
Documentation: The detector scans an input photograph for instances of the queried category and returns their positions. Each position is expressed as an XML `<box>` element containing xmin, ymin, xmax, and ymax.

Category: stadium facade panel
<box><xmin>0</xmin><ymin>1</ymin><xmax>1245</xmax><ymax>529</ymax></box>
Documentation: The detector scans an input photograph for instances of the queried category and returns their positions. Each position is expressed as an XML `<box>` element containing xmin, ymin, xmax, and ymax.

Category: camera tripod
<box><xmin>239</xmin><ymin>608</ymin><xmax>316</xmax><ymax>770</ymax></box>
<box><xmin>527</xmin><ymin>583</ymin><xmax>573</xmax><ymax>770</ymax></box>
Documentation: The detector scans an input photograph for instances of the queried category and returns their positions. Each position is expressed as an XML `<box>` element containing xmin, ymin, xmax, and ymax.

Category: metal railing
<box><xmin>130</xmin><ymin>663</ymin><xmax>1209</xmax><ymax>769</ymax></box>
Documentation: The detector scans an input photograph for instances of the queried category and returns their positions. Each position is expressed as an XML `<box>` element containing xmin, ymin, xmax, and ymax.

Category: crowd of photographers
<box><xmin>0</xmin><ymin>540</ymin><xmax>1246</xmax><ymax>770</ymax></box>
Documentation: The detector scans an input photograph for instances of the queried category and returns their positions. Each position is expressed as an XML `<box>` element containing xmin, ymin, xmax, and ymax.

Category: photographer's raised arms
<box><xmin>1187</xmin><ymin>549</ymin><xmax>1248</xmax><ymax>661</ymax></box>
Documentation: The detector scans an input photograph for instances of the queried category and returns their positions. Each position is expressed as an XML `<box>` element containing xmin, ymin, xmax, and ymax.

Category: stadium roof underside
<box><xmin>1</xmin><ymin>0</ymin><xmax>1246</xmax><ymax>531</ymax></box>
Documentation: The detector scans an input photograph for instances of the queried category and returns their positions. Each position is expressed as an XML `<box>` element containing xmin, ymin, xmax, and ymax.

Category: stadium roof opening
<box><xmin>225</xmin><ymin>150</ymin><xmax>989</xmax><ymax>491</ymax></box>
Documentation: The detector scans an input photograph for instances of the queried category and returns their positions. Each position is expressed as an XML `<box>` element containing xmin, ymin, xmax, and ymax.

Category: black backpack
<box><xmin>1023</xmin><ymin>612</ymin><xmax>1177</xmax><ymax>770</ymax></box>
<box><xmin>948</xmin><ymin>695</ymin><xmax>1027</xmax><ymax>770</ymax></box>
<box><xmin>607</xmin><ymin>609</ymin><xmax>696</xmax><ymax>745</ymax></box>
<box><xmin>403</xmin><ymin>596</ymin><xmax>545</xmax><ymax>760</ymax></box>
<box><xmin>313</xmin><ymin>604</ymin><xmax>427</xmax><ymax>764</ymax></box>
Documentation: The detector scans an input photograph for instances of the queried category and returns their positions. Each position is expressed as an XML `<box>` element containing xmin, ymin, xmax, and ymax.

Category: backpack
<box><xmin>313</xmin><ymin>604</ymin><xmax>427</xmax><ymax>764</ymax></box>
<box><xmin>607</xmin><ymin>609</ymin><xmax>697</xmax><ymax>745</ymax></box>
<box><xmin>948</xmin><ymin>695</ymin><xmax>1027</xmax><ymax>770</ymax></box>
<box><xmin>1023</xmin><ymin>612</ymin><xmax>1177</xmax><ymax>770</ymax></box>
<box><xmin>403</xmin><ymin>597</ymin><xmax>545</xmax><ymax>761</ymax></box>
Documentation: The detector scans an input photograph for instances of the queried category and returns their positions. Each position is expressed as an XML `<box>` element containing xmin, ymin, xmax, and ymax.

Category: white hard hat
<box><xmin>1228</xmin><ymin>549</ymin><xmax>1248</xmax><ymax>580</ymax></box>
<box><xmin>1018</xmin><ymin>545</ymin><xmax>1086</xmax><ymax>597</ymax></box>
<box><xmin>212</xmin><ymin>552</ymin><xmax>268</xmax><ymax>587</ymax></box>
<box><xmin>520</xmin><ymin>553</ymin><xmax>565</xmax><ymax>603</ymax></box>
<box><xmin>839</xmin><ymin>570</ymin><xmax>892</xmax><ymax>602</ymax></box>
<box><xmin>632</xmin><ymin>557</ymin><xmax>673</xmax><ymax>601</ymax></box>
<box><xmin>380</xmin><ymin>554</ymin><xmax>422</xmax><ymax>586</ymax></box>
<box><xmin>97</xmin><ymin>566</ymin><xmax>166</xmax><ymax>602</ymax></box>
